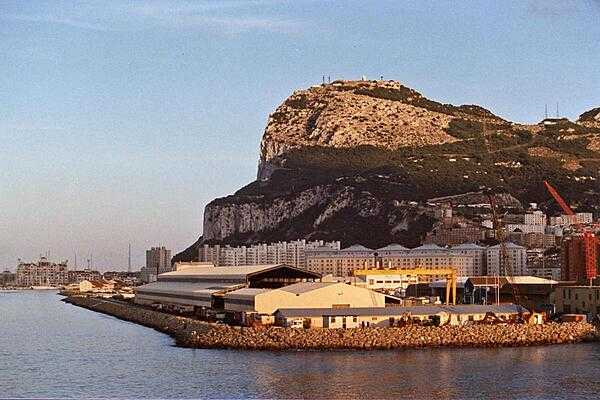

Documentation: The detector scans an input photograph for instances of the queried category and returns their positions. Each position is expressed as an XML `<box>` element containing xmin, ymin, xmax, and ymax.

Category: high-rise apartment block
<box><xmin>144</xmin><ymin>246</ymin><xmax>172</xmax><ymax>282</ymax></box>
<box><xmin>198</xmin><ymin>240</ymin><xmax>340</xmax><ymax>269</ymax></box>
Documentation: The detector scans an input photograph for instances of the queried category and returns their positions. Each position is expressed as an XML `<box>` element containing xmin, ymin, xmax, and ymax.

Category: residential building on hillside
<box><xmin>508</xmin><ymin>232</ymin><xmax>558</xmax><ymax>249</ymax></box>
<box><xmin>524</xmin><ymin>211</ymin><xmax>547</xmax><ymax>226</ymax></box>
<box><xmin>549</xmin><ymin>213</ymin><xmax>593</xmax><ymax>226</ymax></box>
<box><xmin>15</xmin><ymin>257</ymin><xmax>69</xmax><ymax>287</ymax></box>
<box><xmin>198</xmin><ymin>240</ymin><xmax>340</xmax><ymax>269</ymax></box>
<box><xmin>425</xmin><ymin>225</ymin><xmax>486</xmax><ymax>246</ymax></box>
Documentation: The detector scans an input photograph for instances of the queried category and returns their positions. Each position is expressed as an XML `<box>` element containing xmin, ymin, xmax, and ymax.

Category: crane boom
<box><xmin>543</xmin><ymin>180</ymin><xmax>574</xmax><ymax>215</ymax></box>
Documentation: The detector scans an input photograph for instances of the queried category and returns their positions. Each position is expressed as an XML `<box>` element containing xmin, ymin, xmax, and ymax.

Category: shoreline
<box><xmin>63</xmin><ymin>296</ymin><xmax>600</xmax><ymax>351</ymax></box>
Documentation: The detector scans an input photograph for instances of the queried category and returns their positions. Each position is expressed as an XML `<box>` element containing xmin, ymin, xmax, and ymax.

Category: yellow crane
<box><xmin>353</xmin><ymin>268</ymin><xmax>457</xmax><ymax>305</ymax></box>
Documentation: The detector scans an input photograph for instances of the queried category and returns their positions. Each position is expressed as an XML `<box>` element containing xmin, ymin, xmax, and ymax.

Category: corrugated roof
<box><xmin>135</xmin><ymin>281</ymin><xmax>241</xmax><ymax>297</ymax></box>
<box><xmin>224</xmin><ymin>288</ymin><xmax>271</xmax><ymax>300</ymax></box>
<box><xmin>159</xmin><ymin>264</ymin><xmax>292</xmax><ymax>281</ymax></box>
<box><xmin>276</xmin><ymin>304</ymin><xmax>527</xmax><ymax>318</ymax></box>
<box><xmin>278</xmin><ymin>281</ymin><xmax>337</xmax><ymax>294</ymax></box>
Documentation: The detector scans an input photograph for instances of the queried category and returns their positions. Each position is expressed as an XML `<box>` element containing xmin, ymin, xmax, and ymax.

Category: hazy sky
<box><xmin>2</xmin><ymin>0</ymin><xmax>600</xmax><ymax>270</ymax></box>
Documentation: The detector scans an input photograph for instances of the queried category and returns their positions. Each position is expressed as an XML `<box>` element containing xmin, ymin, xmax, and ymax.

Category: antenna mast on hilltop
<box><xmin>556</xmin><ymin>102</ymin><xmax>559</xmax><ymax>118</ymax></box>
<box><xmin>545</xmin><ymin>104</ymin><xmax>548</xmax><ymax>119</ymax></box>
<box><xmin>128</xmin><ymin>243</ymin><xmax>132</xmax><ymax>273</ymax></box>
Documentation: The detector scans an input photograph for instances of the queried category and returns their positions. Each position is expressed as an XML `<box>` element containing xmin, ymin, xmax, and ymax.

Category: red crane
<box><xmin>544</xmin><ymin>180</ymin><xmax>597</xmax><ymax>283</ymax></box>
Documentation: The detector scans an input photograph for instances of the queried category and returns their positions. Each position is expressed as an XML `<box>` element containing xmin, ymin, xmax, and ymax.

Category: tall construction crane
<box><xmin>487</xmin><ymin>193</ymin><xmax>518</xmax><ymax>304</ymax></box>
<box><xmin>543</xmin><ymin>180</ymin><xmax>597</xmax><ymax>283</ymax></box>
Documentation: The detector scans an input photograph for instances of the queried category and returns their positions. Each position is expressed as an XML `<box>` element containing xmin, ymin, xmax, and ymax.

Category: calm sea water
<box><xmin>2</xmin><ymin>291</ymin><xmax>600</xmax><ymax>399</ymax></box>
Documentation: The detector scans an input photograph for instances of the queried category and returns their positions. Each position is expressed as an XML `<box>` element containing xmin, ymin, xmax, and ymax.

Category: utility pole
<box><xmin>128</xmin><ymin>243</ymin><xmax>131</xmax><ymax>273</ymax></box>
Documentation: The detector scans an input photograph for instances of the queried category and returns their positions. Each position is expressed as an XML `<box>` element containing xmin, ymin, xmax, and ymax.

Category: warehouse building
<box><xmin>223</xmin><ymin>281</ymin><xmax>386</xmax><ymax>324</ymax></box>
<box><xmin>275</xmin><ymin>304</ymin><xmax>529</xmax><ymax>328</ymax></box>
<box><xmin>134</xmin><ymin>262</ymin><xmax>321</xmax><ymax>313</ymax></box>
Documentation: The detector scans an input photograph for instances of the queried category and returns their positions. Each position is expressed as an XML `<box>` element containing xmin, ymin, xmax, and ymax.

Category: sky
<box><xmin>2</xmin><ymin>0</ymin><xmax>600</xmax><ymax>270</ymax></box>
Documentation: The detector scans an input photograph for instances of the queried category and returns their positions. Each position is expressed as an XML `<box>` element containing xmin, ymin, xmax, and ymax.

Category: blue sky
<box><xmin>2</xmin><ymin>0</ymin><xmax>600</xmax><ymax>269</ymax></box>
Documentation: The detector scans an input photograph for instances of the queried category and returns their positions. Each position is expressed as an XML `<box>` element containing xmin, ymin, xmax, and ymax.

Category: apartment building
<box><xmin>144</xmin><ymin>246</ymin><xmax>172</xmax><ymax>283</ymax></box>
<box><xmin>15</xmin><ymin>257</ymin><xmax>69</xmax><ymax>287</ymax></box>
<box><xmin>198</xmin><ymin>240</ymin><xmax>341</xmax><ymax>269</ymax></box>
<box><xmin>305</xmin><ymin>243</ymin><xmax>477</xmax><ymax>278</ymax></box>
<box><xmin>485</xmin><ymin>243</ymin><xmax>528</xmax><ymax>276</ymax></box>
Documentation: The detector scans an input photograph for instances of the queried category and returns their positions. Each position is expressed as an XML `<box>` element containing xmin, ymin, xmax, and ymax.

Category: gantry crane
<box><xmin>543</xmin><ymin>180</ymin><xmax>597</xmax><ymax>283</ymax></box>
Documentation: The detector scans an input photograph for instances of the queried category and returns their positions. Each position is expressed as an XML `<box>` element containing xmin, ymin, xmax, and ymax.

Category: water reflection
<box><xmin>2</xmin><ymin>291</ymin><xmax>600</xmax><ymax>399</ymax></box>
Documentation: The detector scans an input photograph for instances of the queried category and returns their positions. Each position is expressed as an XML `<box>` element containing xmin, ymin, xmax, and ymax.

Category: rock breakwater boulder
<box><xmin>64</xmin><ymin>296</ymin><xmax>599</xmax><ymax>351</ymax></box>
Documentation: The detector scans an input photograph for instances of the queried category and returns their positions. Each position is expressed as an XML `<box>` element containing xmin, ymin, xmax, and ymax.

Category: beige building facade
<box><xmin>555</xmin><ymin>286</ymin><xmax>600</xmax><ymax>316</ymax></box>
<box><xmin>224</xmin><ymin>282</ymin><xmax>386</xmax><ymax>315</ymax></box>
<box><xmin>305</xmin><ymin>244</ymin><xmax>476</xmax><ymax>278</ymax></box>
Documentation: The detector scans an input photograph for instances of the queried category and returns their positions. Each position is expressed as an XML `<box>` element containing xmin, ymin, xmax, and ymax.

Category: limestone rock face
<box><xmin>258</xmin><ymin>80</ymin><xmax>504</xmax><ymax>179</ymax></box>
<box><xmin>173</xmin><ymin>80</ymin><xmax>600</xmax><ymax>263</ymax></box>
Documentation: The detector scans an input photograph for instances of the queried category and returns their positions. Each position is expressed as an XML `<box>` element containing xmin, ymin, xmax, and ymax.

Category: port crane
<box><xmin>543</xmin><ymin>180</ymin><xmax>597</xmax><ymax>283</ymax></box>
<box><xmin>487</xmin><ymin>193</ymin><xmax>519</xmax><ymax>305</ymax></box>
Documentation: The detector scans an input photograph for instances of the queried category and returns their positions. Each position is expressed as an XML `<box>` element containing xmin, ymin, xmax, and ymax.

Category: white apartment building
<box><xmin>524</xmin><ymin>211</ymin><xmax>547</xmax><ymax>226</ymax></box>
<box><xmin>485</xmin><ymin>242</ymin><xmax>528</xmax><ymax>276</ymax></box>
<box><xmin>506</xmin><ymin>224</ymin><xmax>546</xmax><ymax>234</ymax></box>
<box><xmin>450</xmin><ymin>243</ymin><xmax>486</xmax><ymax>276</ymax></box>
<box><xmin>549</xmin><ymin>213</ymin><xmax>593</xmax><ymax>226</ymax></box>
<box><xmin>198</xmin><ymin>240</ymin><xmax>341</xmax><ymax>269</ymax></box>
<box><xmin>16</xmin><ymin>257</ymin><xmax>69</xmax><ymax>287</ymax></box>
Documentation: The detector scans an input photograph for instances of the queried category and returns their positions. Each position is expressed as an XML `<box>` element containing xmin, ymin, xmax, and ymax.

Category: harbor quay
<box><xmin>63</xmin><ymin>296</ymin><xmax>599</xmax><ymax>351</ymax></box>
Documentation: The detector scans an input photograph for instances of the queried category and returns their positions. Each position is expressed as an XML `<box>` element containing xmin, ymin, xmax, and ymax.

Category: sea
<box><xmin>1</xmin><ymin>290</ymin><xmax>600</xmax><ymax>399</ymax></box>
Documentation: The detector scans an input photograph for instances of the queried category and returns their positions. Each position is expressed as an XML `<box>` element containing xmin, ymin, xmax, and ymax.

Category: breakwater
<box><xmin>63</xmin><ymin>296</ymin><xmax>599</xmax><ymax>351</ymax></box>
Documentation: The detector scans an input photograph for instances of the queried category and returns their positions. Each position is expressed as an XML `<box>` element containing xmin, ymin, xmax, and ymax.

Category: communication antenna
<box><xmin>74</xmin><ymin>252</ymin><xmax>77</xmax><ymax>268</ymax></box>
<box><xmin>128</xmin><ymin>243</ymin><xmax>132</xmax><ymax>273</ymax></box>
<box><xmin>545</xmin><ymin>104</ymin><xmax>548</xmax><ymax>119</ymax></box>
<box><xmin>556</xmin><ymin>102</ymin><xmax>559</xmax><ymax>118</ymax></box>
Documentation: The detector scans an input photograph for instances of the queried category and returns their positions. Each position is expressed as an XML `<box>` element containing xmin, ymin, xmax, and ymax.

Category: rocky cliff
<box><xmin>174</xmin><ymin>80</ymin><xmax>600</xmax><ymax>262</ymax></box>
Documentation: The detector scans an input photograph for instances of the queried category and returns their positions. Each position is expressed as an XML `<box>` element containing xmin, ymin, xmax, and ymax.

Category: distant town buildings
<box><xmin>198</xmin><ymin>240</ymin><xmax>341</xmax><ymax>269</ymax></box>
<box><xmin>143</xmin><ymin>246</ymin><xmax>172</xmax><ymax>283</ymax></box>
<box><xmin>15</xmin><ymin>257</ymin><xmax>69</xmax><ymax>287</ymax></box>
<box><xmin>68</xmin><ymin>269</ymin><xmax>102</xmax><ymax>284</ymax></box>
<box><xmin>0</xmin><ymin>270</ymin><xmax>16</xmax><ymax>286</ymax></box>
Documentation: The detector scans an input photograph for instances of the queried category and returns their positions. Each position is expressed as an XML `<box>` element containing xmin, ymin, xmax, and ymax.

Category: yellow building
<box><xmin>224</xmin><ymin>282</ymin><xmax>386</xmax><ymax>315</ymax></box>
